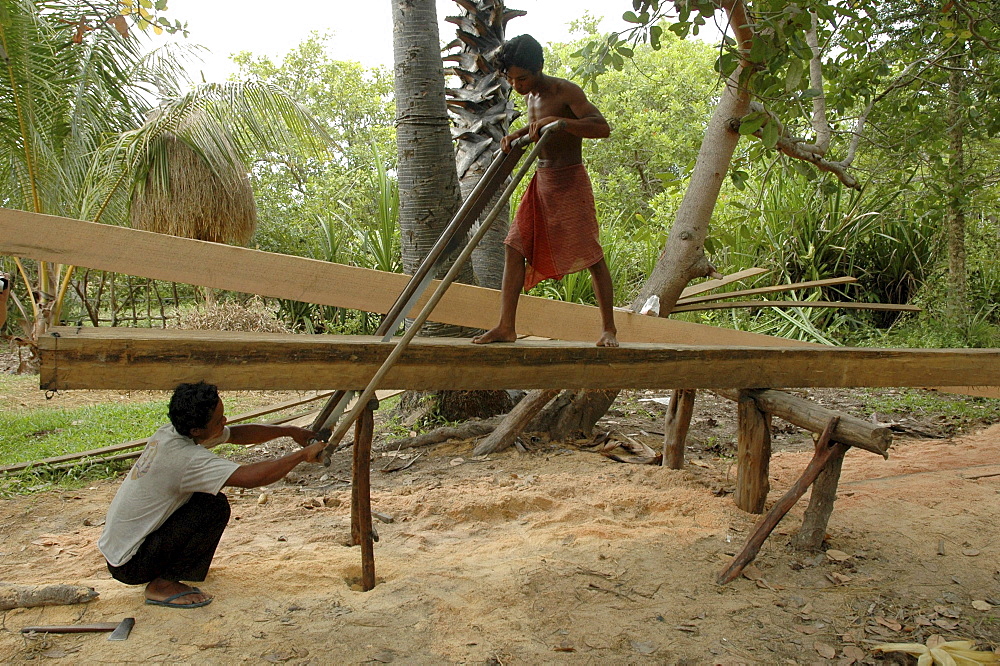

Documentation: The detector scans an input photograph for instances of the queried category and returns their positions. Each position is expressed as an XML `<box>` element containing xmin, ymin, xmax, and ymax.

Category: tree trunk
<box><xmin>945</xmin><ymin>52</ymin><xmax>968</xmax><ymax>326</ymax></box>
<box><xmin>393</xmin><ymin>0</ymin><xmax>470</xmax><ymax>340</ymax></box>
<box><xmin>443</xmin><ymin>0</ymin><xmax>524</xmax><ymax>290</ymax></box>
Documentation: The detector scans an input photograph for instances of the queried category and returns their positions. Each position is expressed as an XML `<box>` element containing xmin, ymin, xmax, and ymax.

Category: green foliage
<box><xmin>699</xmin><ymin>168</ymin><xmax>939</xmax><ymax>342</ymax></box>
<box><xmin>854</xmin><ymin>388</ymin><xmax>1000</xmax><ymax>436</ymax></box>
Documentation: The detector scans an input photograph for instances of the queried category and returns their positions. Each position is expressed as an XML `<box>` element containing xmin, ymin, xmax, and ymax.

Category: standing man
<box><xmin>472</xmin><ymin>34</ymin><xmax>618</xmax><ymax>347</ymax></box>
<box><xmin>99</xmin><ymin>381</ymin><xmax>325</xmax><ymax>608</ymax></box>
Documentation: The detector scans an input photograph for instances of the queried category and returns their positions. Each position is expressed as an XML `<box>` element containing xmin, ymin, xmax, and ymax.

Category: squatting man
<box><xmin>99</xmin><ymin>381</ymin><xmax>323</xmax><ymax>608</ymax></box>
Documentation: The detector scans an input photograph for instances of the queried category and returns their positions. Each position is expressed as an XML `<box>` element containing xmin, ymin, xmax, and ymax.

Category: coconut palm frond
<box><xmin>107</xmin><ymin>81</ymin><xmax>331</xmax><ymax>245</ymax></box>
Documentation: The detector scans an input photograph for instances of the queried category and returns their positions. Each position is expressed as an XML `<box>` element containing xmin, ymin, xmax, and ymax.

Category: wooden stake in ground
<box><xmin>734</xmin><ymin>391</ymin><xmax>772</xmax><ymax>514</ymax></box>
<box><xmin>472</xmin><ymin>389</ymin><xmax>559</xmax><ymax>456</ymax></box>
<box><xmin>718</xmin><ymin>417</ymin><xmax>846</xmax><ymax>585</ymax></box>
<box><xmin>350</xmin><ymin>400</ymin><xmax>378</xmax><ymax>592</ymax></box>
<box><xmin>662</xmin><ymin>389</ymin><xmax>696</xmax><ymax>469</ymax></box>
<box><xmin>794</xmin><ymin>442</ymin><xmax>847</xmax><ymax>551</ymax></box>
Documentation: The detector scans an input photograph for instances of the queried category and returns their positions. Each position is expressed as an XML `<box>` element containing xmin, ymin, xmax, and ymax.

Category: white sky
<box><xmin>151</xmin><ymin>0</ymin><xmax>641</xmax><ymax>82</ymax></box>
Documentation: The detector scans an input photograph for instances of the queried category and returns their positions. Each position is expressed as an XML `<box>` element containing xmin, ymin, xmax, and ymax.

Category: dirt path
<box><xmin>2</xmin><ymin>418</ymin><xmax>998</xmax><ymax>664</ymax></box>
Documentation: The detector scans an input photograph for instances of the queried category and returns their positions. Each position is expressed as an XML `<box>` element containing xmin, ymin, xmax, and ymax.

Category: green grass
<box><xmin>0</xmin><ymin>401</ymin><xmax>170</xmax><ymax>466</ymax></box>
<box><xmin>856</xmin><ymin>388</ymin><xmax>1000</xmax><ymax>434</ymax></box>
<box><xmin>0</xmin><ymin>372</ymin><xmax>328</xmax><ymax>496</ymax></box>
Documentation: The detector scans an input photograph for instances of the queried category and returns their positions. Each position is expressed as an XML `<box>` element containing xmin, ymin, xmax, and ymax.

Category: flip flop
<box><xmin>145</xmin><ymin>587</ymin><xmax>212</xmax><ymax>608</ymax></box>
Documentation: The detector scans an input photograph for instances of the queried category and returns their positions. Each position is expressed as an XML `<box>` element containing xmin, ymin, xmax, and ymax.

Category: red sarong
<box><xmin>504</xmin><ymin>163</ymin><xmax>604</xmax><ymax>290</ymax></box>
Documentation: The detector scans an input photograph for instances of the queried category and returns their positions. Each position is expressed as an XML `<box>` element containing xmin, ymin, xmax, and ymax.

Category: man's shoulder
<box><xmin>548</xmin><ymin>75</ymin><xmax>583</xmax><ymax>94</ymax></box>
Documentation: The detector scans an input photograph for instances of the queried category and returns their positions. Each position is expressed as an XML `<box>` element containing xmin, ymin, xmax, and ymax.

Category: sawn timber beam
<box><xmin>3</xmin><ymin>209</ymin><xmax>996</xmax><ymax>398</ymax></box>
<box><xmin>38</xmin><ymin>327</ymin><xmax>1000</xmax><ymax>393</ymax></box>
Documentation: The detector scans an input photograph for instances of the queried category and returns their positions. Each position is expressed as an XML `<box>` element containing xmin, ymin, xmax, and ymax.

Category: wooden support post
<box><xmin>734</xmin><ymin>391</ymin><xmax>771</xmax><ymax>514</ymax></box>
<box><xmin>472</xmin><ymin>389</ymin><xmax>559</xmax><ymax>456</ymax></box>
<box><xmin>662</xmin><ymin>389</ymin><xmax>696</xmax><ymax>469</ymax></box>
<box><xmin>350</xmin><ymin>399</ymin><xmax>378</xmax><ymax>592</ymax></box>
<box><xmin>794</xmin><ymin>443</ymin><xmax>847</xmax><ymax>551</ymax></box>
<box><xmin>718</xmin><ymin>417</ymin><xmax>845</xmax><ymax>584</ymax></box>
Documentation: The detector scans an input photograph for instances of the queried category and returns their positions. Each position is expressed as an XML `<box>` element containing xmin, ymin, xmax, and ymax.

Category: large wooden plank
<box><xmin>5</xmin><ymin>210</ymin><xmax>997</xmax><ymax>398</ymax></box>
<box><xmin>38</xmin><ymin>327</ymin><xmax>1000</xmax><ymax>392</ymax></box>
<box><xmin>0</xmin><ymin>209</ymin><xmax>797</xmax><ymax>348</ymax></box>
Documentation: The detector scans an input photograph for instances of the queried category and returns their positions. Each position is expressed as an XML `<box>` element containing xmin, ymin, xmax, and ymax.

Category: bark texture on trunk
<box><xmin>945</xmin><ymin>54</ymin><xmax>968</xmax><ymax>325</ymax></box>
<box><xmin>393</xmin><ymin>0</ymin><xmax>470</xmax><ymax>339</ymax></box>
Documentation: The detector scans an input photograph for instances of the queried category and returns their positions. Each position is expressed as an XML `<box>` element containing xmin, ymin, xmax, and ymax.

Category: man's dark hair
<box><xmin>169</xmin><ymin>381</ymin><xmax>220</xmax><ymax>437</ymax></box>
<box><xmin>496</xmin><ymin>34</ymin><xmax>544</xmax><ymax>74</ymax></box>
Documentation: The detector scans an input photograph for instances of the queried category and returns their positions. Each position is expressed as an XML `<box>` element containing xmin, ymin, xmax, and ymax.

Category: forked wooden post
<box><xmin>794</xmin><ymin>443</ymin><xmax>848</xmax><ymax>551</ymax></box>
<box><xmin>718</xmin><ymin>417</ymin><xmax>845</xmax><ymax>584</ymax></box>
<box><xmin>350</xmin><ymin>399</ymin><xmax>378</xmax><ymax>592</ymax></box>
<box><xmin>662</xmin><ymin>389</ymin><xmax>696</xmax><ymax>469</ymax></box>
<box><xmin>734</xmin><ymin>390</ymin><xmax>771</xmax><ymax>513</ymax></box>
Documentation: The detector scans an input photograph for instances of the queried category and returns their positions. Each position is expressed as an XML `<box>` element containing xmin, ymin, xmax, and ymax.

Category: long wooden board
<box><xmin>0</xmin><ymin>209</ymin><xmax>796</xmax><ymax>348</ymax></box>
<box><xmin>672</xmin><ymin>300</ymin><xmax>921</xmax><ymax>313</ymax></box>
<box><xmin>675</xmin><ymin>277</ymin><xmax>857</xmax><ymax>305</ymax></box>
<box><xmin>5</xmin><ymin>209</ymin><xmax>997</xmax><ymax>398</ymax></box>
<box><xmin>38</xmin><ymin>327</ymin><xmax>1000</xmax><ymax>392</ymax></box>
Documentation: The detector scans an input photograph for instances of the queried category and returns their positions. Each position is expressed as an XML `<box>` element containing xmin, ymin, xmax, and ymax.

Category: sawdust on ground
<box><xmin>2</xmin><ymin>399</ymin><xmax>999</xmax><ymax>664</ymax></box>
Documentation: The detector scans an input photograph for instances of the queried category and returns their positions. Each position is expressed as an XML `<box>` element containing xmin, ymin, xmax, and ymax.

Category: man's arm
<box><xmin>225</xmin><ymin>424</ymin><xmax>314</xmax><ymax>447</ymax></box>
<box><xmin>530</xmin><ymin>82</ymin><xmax>610</xmax><ymax>141</ymax></box>
<box><xmin>224</xmin><ymin>439</ymin><xmax>326</xmax><ymax>489</ymax></box>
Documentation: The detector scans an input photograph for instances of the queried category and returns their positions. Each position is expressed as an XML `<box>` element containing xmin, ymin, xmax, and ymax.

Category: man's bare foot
<box><xmin>472</xmin><ymin>326</ymin><xmax>517</xmax><ymax>344</ymax></box>
<box><xmin>597</xmin><ymin>331</ymin><xmax>619</xmax><ymax>347</ymax></box>
<box><xmin>144</xmin><ymin>578</ymin><xmax>212</xmax><ymax>606</ymax></box>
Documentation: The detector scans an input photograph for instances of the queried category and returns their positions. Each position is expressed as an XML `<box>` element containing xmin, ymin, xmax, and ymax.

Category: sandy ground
<box><xmin>2</xmin><ymin>409</ymin><xmax>999</xmax><ymax>664</ymax></box>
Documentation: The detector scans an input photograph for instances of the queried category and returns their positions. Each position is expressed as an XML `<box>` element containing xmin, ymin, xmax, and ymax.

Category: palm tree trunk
<box><xmin>393</xmin><ymin>0</ymin><xmax>472</xmax><ymax>339</ymax></box>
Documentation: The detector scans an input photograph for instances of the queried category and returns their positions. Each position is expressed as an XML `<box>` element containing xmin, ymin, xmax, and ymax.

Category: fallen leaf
<box><xmin>876</xmin><ymin>617</ymin><xmax>902</xmax><ymax>632</ymax></box>
<box><xmin>814</xmin><ymin>641</ymin><xmax>836</xmax><ymax>659</ymax></box>
<box><xmin>449</xmin><ymin>458</ymin><xmax>465</xmax><ymax>466</ymax></box>
<box><xmin>842</xmin><ymin>645</ymin><xmax>866</xmax><ymax>662</ymax></box>
<box><xmin>963</xmin><ymin>548</ymin><xmax>981</xmax><ymax>557</ymax></box>
<box><xmin>825</xmin><ymin>549</ymin><xmax>851</xmax><ymax>562</ymax></box>
<box><xmin>972</xmin><ymin>600</ymin><xmax>993</xmax><ymax>611</ymax></box>
<box><xmin>931</xmin><ymin>618</ymin><xmax>958</xmax><ymax>630</ymax></box>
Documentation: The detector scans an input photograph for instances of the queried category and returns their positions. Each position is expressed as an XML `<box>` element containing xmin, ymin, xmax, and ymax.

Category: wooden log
<box><xmin>350</xmin><ymin>402</ymin><xmax>377</xmax><ymax>592</ymax></box>
<box><xmin>794</xmin><ymin>443</ymin><xmax>847</xmax><ymax>551</ymax></box>
<box><xmin>734</xmin><ymin>391</ymin><xmax>771</xmax><ymax>514</ymax></box>
<box><xmin>0</xmin><ymin>584</ymin><xmax>99</xmax><ymax>610</ymax></box>
<box><xmin>38</xmin><ymin>328</ymin><xmax>1000</xmax><ymax>394</ymax></box>
<box><xmin>662</xmin><ymin>389</ymin><xmax>696</xmax><ymax>469</ymax></box>
<box><xmin>676</xmin><ymin>277</ymin><xmax>857</xmax><ymax>306</ymax></box>
<box><xmin>390</xmin><ymin>417</ymin><xmax>500</xmax><ymax>449</ymax></box>
<box><xmin>718</xmin><ymin>417</ymin><xmax>846</xmax><ymax>584</ymax></box>
<box><xmin>472</xmin><ymin>389</ymin><xmax>560</xmax><ymax>456</ymax></box>
<box><xmin>714</xmin><ymin>388</ymin><xmax>891</xmax><ymax>458</ymax></box>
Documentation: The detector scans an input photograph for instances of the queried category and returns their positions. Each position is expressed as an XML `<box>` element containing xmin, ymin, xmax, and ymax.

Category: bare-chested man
<box><xmin>472</xmin><ymin>33</ymin><xmax>618</xmax><ymax>347</ymax></box>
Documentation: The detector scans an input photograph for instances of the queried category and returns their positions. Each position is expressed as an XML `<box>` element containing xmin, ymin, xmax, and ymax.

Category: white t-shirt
<box><xmin>98</xmin><ymin>424</ymin><xmax>239</xmax><ymax>567</ymax></box>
